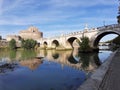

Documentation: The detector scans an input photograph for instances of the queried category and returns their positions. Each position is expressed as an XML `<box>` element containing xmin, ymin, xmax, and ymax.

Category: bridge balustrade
<box><xmin>97</xmin><ymin>24</ymin><xmax>120</xmax><ymax>31</ymax></box>
<box><xmin>39</xmin><ymin>24</ymin><xmax>120</xmax><ymax>44</ymax></box>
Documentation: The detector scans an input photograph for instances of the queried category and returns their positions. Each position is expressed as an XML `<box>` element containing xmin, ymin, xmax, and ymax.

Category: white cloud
<box><xmin>0</xmin><ymin>0</ymin><xmax>117</xmax><ymax>39</ymax></box>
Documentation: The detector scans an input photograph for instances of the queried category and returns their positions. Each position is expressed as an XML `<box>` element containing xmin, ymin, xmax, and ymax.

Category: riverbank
<box><xmin>98</xmin><ymin>48</ymin><xmax>120</xmax><ymax>90</ymax></box>
<box><xmin>77</xmin><ymin>48</ymin><xmax>118</xmax><ymax>90</ymax></box>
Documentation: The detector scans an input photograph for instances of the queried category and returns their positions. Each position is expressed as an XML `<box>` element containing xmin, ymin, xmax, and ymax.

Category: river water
<box><xmin>0</xmin><ymin>48</ymin><xmax>112</xmax><ymax>90</ymax></box>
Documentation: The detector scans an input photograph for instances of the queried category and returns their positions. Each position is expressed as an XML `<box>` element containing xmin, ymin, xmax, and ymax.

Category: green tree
<box><xmin>21</xmin><ymin>39</ymin><xmax>37</xmax><ymax>49</ymax></box>
<box><xmin>112</xmin><ymin>36</ymin><xmax>120</xmax><ymax>45</ymax></box>
<box><xmin>9</xmin><ymin>39</ymin><xmax>16</xmax><ymax>50</ymax></box>
<box><xmin>78</xmin><ymin>37</ymin><xmax>91</xmax><ymax>52</ymax></box>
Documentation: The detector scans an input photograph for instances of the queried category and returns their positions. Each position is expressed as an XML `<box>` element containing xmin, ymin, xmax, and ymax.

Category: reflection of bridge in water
<box><xmin>37</xmin><ymin>49</ymin><xmax>102</xmax><ymax>72</ymax></box>
<box><xmin>0</xmin><ymin>50</ymin><xmax>101</xmax><ymax>72</ymax></box>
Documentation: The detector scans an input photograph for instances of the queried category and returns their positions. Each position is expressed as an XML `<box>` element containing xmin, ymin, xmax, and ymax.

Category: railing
<box><xmin>41</xmin><ymin>24</ymin><xmax>120</xmax><ymax>40</ymax></box>
<box><xmin>97</xmin><ymin>24</ymin><xmax>120</xmax><ymax>31</ymax></box>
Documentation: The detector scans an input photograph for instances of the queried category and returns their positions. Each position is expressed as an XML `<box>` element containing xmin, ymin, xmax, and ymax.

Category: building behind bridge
<box><xmin>6</xmin><ymin>26</ymin><xmax>43</xmax><ymax>42</ymax></box>
<box><xmin>19</xmin><ymin>26</ymin><xmax>43</xmax><ymax>40</ymax></box>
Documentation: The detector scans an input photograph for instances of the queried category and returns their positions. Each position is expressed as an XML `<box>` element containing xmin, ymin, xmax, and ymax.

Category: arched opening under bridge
<box><xmin>52</xmin><ymin>40</ymin><xmax>60</xmax><ymax>49</ymax></box>
<box><xmin>43</xmin><ymin>41</ymin><xmax>48</xmax><ymax>49</ymax></box>
<box><xmin>93</xmin><ymin>31</ymin><xmax>119</xmax><ymax>49</ymax></box>
<box><xmin>67</xmin><ymin>37</ymin><xmax>80</xmax><ymax>49</ymax></box>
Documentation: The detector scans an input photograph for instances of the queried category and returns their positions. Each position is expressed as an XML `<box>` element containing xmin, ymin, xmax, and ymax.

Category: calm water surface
<box><xmin>0</xmin><ymin>49</ymin><xmax>112</xmax><ymax>90</ymax></box>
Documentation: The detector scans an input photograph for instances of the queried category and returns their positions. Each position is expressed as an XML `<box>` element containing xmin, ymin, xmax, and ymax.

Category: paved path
<box><xmin>98</xmin><ymin>48</ymin><xmax>120</xmax><ymax>90</ymax></box>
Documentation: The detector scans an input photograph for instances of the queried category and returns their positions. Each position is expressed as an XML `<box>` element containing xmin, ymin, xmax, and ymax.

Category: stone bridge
<box><xmin>37</xmin><ymin>24</ymin><xmax>120</xmax><ymax>50</ymax></box>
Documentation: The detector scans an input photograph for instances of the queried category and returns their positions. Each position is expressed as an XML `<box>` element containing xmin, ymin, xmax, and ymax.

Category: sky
<box><xmin>0</xmin><ymin>0</ymin><xmax>119</xmax><ymax>41</ymax></box>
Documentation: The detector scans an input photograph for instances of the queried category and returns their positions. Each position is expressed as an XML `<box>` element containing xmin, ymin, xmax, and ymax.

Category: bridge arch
<box><xmin>43</xmin><ymin>41</ymin><xmax>48</xmax><ymax>49</ymax></box>
<box><xmin>52</xmin><ymin>40</ymin><xmax>60</xmax><ymax>49</ymax></box>
<box><xmin>67</xmin><ymin>37</ymin><xmax>80</xmax><ymax>49</ymax></box>
<box><xmin>92</xmin><ymin>30</ymin><xmax>120</xmax><ymax>48</ymax></box>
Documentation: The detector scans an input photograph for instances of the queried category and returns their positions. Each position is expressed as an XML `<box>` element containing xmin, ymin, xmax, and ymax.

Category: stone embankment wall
<box><xmin>77</xmin><ymin>50</ymin><xmax>117</xmax><ymax>90</ymax></box>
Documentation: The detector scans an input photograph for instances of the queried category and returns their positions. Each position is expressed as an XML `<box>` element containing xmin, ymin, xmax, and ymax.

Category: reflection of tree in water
<box><xmin>0</xmin><ymin>50</ymin><xmax>11</xmax><ymax>59</ymax></box>
<box><xmin>20</xmin><ymin>50</ymin><xmax>37</xmax><ymax>60</ymax></box>
<box><xmin>0</xmin><ymin>50</ymin><xmax>18</xmax><ymax>74</ymax></box>
<box><xmin>80</xmin><ymin>53</ymin><xmax>91</xmax><ymax>69</ymax></box>
<box><xmin>9</xmin><ymin>50</ymin><xmax>16</xmax><ymax>60</ymax></box>
<box><xmin>0</xmin><ymin>49</ymin><xmax>42</xmax><ymax>73</ymax></box>
<box><xmin>78</xmin><ymin>53</ymin><xmax>102</xmax><ymax>69</ymax></box>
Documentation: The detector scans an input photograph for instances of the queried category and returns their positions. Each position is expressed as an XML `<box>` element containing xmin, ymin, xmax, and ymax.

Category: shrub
<box><xmin>78</xmin><ymin>37</ymin><xmax>91</xmax><ymax>52</ymax></box>
<box><xmin>21</xmin><ymin>39</ymin><xmax>37</xmax><ymax>50</ymax></box>
<box><xmin>9</xmin><ymin>39</ymin><xmax>16</xmax><ymax>50</ymax></box>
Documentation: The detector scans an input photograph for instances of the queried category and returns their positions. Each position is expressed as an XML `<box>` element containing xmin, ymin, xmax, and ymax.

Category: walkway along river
<box><xmin>78</xmin><ymin>48</ymin><xmax>119</xmax><ymax>90</ymax></box>
<box><xmin>0</xmin><ymin>48</ymin><xmax>113</xmax><ymax>90</ymax></box>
